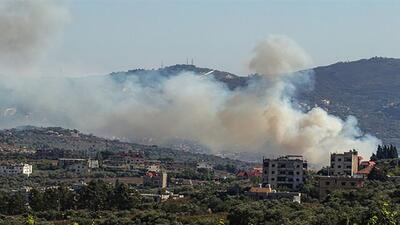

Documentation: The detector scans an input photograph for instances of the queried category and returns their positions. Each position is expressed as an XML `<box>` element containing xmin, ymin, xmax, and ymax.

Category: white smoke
<box><xmin>0</xmin><ymin>27</ymin><xmax>380</xmax><ymax>164</ymax></box>
<box><xmin>0</xmin><ymin>0</ymin><xmax>69</xmax><ymax>75</ymax></box>
<box><xmin>249</xmin><ymin>35</ymin><xmax>313</xmax><ymax>78</ymax></box>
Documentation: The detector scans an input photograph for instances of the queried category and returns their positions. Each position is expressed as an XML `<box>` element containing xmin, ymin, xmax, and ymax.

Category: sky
<box><xmin>37</xmin><ymin>0</ymin><xmax>400</xmax><ymax>77</ymax></box>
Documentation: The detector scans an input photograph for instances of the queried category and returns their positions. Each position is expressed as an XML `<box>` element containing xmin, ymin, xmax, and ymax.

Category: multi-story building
<box><xmin>262</xmin><ymin>155</ymin><xmax>307</xmax><ymax>191</ymax></box>
<box><xmin>0</xmin><ymin>163</ymin><xmax>32</xmax><ymax>176</ymax></box>
<box><xmin>330</xmin><ymin>150</ymin><xmax>359</xmax><ymax>176</ymax></box>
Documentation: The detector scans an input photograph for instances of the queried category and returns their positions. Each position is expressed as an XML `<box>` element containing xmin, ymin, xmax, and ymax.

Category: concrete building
<box><xmin>317</xmin><ymin>176</ymin><xmax>365</xmax><ymax>200</ymax></box>
<box><xmin>58</xmin><ymin>158</ymin><xmax>99</xmax><ymax>174</ymax></box>
<box><xmin>0</xmin><ymin>163</ymin><xmax>32</xmax><ymax>176</ymax></box>
<box><xmin>196</xmin><ymin>161</ymin><xmax>213</xmax><ymax>170</ymax></box>
<box><xmin>143</xmin><ymin>171</ymin><xmax>168</xmax><ymax>188</ymax></box>
<box><xmin>246</xmin><ymin>185</ymin><xmax>301</xmax><ymax>203</ymax></box>
<box><xmin>262</xmin><ymin>155</ymin><xmax>307</xmax><ymax>191</ymax></box>
<box><xmin>330</xmin><ymin>150</ymin><xmax>359</xmax><ymax>176</ymax></box>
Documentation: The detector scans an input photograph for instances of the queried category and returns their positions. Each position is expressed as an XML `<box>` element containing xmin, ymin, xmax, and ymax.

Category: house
<box><xmin>107</xmin><ymin>151</ymin><xmax>145</xmax><ymax>168</ymax></box>
<box><xmin>236</xmin><ymin>170</ymin><xmax>249</xmax><ymax>179</ymax></box>
<box><xmin>196</xmin><ymin>162</ymin><xmax>213</xmax><ymax>170</ymax></box>
<box><xmin>0</xmin><ymin>163</ymin><xmax>32</xmax><ymax>177</ymax></box>
<box><xmin>249</xmin><ymin>167</ymin><xmax>263</xmax><ymax>177</ymax></box>
<box><xmin>355</xmin><ymin>161</ymin><xmax>376</xmax><ymax>178</ymax></box>
<box><xmin>143</xmin><ymin>171</ymin><xmax>168</xmax><ymax>188</ymax></box>
<box><xmin>330</xmin><ymin>150</ymin><xmax>359</xmax><ymax>176</ymax></box>
<box><xmin>262</xmin><ymin>155</ymin><xmax>307</xmax><ymax>191</ymax></box>
<box><xmin>58</xmin><ymin>158</ymin><xmax>99</xmax><ymax>174</ymax></box>
<box><xmin>246</xmin><ymin>185</ymin><xmax>301</xmax><ymax>203</ymax></box>
<box><xmin>317</xmin><ymin>176</ymin><xmax>365</xmax><ymax>200</ymax></box>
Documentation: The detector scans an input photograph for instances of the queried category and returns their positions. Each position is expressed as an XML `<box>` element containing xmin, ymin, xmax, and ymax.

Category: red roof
<box><xmin>236</xmin><ymin>171</ymin><xmax>249</xmax><ymax>177</ymax></box>
<box><xmin>146</xmin><ymin>171</ymin><xmax>158</xmax><ymax>177</ymax></box>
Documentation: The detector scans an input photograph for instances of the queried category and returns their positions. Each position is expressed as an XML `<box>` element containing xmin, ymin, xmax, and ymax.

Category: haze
<box><xmin>30</xmin><ymin>0</ymin><xmax>400</xmax><ymax>77</ymax></box>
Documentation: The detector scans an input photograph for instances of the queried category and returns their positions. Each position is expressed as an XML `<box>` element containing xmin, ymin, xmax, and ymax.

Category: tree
<box><xmin>29</xmin><ymin>188</ymin><xmax>45</xmax><ymax>211</ymax></box>
<box><xmin>368</xmin><ymin>167</ymin><xmax>387</xmax><ymax>181</ymax></box>
<box><xmin>7</xmin><ymin>192</ymin><xmax>27</xmax><ymax>215</ymax></box>
<box><xmin>368</xmin><ymin>202</ymin><xmax>400</xmax><ymax>225</ymax></box>
<box><xmin>111</xmin><ymin>180</ymin><xmax>136</xmax><ymax>210</ymax></box>
<box><xmin>78</xmin><ymin>180</ymin><xmax>112</xmax><ymax>211</ymax></box>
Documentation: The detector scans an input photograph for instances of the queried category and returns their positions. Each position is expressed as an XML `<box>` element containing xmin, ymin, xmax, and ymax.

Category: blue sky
<box><xmin>42</xmin><ymin>0</ymin><xmax>400</xmax><ymax>76</ymax></box>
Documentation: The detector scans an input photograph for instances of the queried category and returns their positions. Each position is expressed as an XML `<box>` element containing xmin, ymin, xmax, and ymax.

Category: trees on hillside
<box><xmin>371</xmin><ymin>145</ymin><xmax>398</xmax><ymax>161</ymax></box>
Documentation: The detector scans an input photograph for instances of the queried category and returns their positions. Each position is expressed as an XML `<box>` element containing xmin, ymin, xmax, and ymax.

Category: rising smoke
<box><xmin>0</xmin><ymin>1</ymin><xmax>380</xmax><ymax>164</ymax></box>
<box><xmin>0</xmin><ymin>0</ymin><xmax>69</xmax><ymax>75</ymax></box>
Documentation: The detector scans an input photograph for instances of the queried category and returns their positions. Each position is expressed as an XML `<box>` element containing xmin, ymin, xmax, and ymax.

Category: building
<box><xmin>330</xmin><ymin>150</ymin><xmax>359</xmax><ymax>176</ymax></box>
<box><xmin>355</xmin><ymin>161</ymin><xmax>376</xmax><ymax>178</ymax></box>
<box><xmin>246</xmin><ymin>185</ymin><xmax>301</xmax><ymax>203</ymax></box>
<box><xmin>58</xmin><ymin>158</ymin><xmax>99</xmax><ymax>174</ymax></box>
<box><xmin>196</xmin><ymin>162</ymin><xmax>213</xmax><ymax>170</ymax></box>
<box><xmin>143</xmin><ymin>171</ymin><xmax>168</xmax><ymax>188</ymax></box>
<box><xmin>317</xmin><ymin>176</ymin><xmax>365</xmax><ymax>200</ymax></box>
<box><xmin>0</xmin><ymin>163</ymin><xmax>32</xmax><ymax>176</ymax></box>
<box><xmin>262</xmin><ymin>155</ymin><xmax>307</xmax><ymax>190</ymax></box>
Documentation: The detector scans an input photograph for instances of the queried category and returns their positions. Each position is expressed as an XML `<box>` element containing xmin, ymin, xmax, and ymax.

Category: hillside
<box><xmin>0</xmin><ymin>126</ymin><xmax>251</xmax><ymax>168</ymax></box>
<box><xmin>301</xmin><ymin>57</ymin><xmax>400</xmax><ymax>145</ymax></box>
<box><xmin>111</xmin><ymin>57</ymin><xmax>400</xmax><ymax>146</ymax></box>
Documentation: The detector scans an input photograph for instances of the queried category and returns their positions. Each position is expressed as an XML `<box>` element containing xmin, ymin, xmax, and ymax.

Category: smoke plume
<box><xmin>0</xmin><ymin>0</ymin><xmax>69</xmax><ymax>74</ymax></box>
<box><xmin>0</xmin><ymin>34</ymin><xmax>380</xmax><ymax>164</ymax></box>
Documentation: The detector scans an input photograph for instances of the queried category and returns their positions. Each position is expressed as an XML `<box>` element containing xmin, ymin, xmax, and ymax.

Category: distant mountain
<box><xmin>111</xmin><ymin>57</ymin><xmax>400</xmax><ymax>147</ymax></box>
<box><xmin>110</xmin><ymin>64</ymin><xmax>249</xmax><ymax>90</ymax></box>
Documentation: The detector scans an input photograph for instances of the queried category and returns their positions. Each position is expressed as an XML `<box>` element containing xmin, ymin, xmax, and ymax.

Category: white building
<box><xmin>196</xmin><ymin>162</ymin><xmax>213</xmax><ymax>170</ymax></box>
<box><xmin>0</xmin><ymin>163</ymin><xmax>32</xmax><ymax>177</ymax></box>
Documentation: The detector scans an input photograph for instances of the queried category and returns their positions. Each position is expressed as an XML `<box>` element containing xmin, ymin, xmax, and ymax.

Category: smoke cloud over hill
<box><xmin>0</xmin><ymin>0</ymin><xmax>380</xmax><ymax>164</ymax></box>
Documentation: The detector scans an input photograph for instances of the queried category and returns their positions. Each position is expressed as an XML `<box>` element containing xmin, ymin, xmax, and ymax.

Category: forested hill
<box><xmin>111</xmin><ymin>57</ymin><xmax>400</xmax><ymax>146</ymax></box>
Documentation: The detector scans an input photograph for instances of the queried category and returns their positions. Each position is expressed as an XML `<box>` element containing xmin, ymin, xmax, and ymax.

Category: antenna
<box><xmin>186</xmin><ymin>58</ymin><xmax>188</xmax><ymax>65</ymax></box>
<box><xmin>191</xmin><ymin>58</ymin><xmax>194</xmax><ymax>65</ymax></box>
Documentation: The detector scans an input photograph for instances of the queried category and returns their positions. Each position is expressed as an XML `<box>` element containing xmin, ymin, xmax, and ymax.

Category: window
<box><xmin>296</xmin><ymin>178</ymin><xmax>300</xmax><ymax>182</ymax></box>
<box><xmin>271</xmin><ymin>171</ymin><xmax>275</xmax><ymax>174</ymax></box>
<box><xmin>272</xmin><ymin>164</ymin><xmax>275</xmax><ymax>167</ymax></box>
<box><xmin>338</xmin><ymin>158</ymin><xmax>342</xmax><ymax>161</ymax></box>
<box><xmin>338</xmin><ymin>165</ymin><xmax>341</xmax><ymax>168</ymax></box>
<box><xmin>341</xmin><ymin>182</ymin><xmax>346</xmax><ymax>186</ymax></box>
<box><xmin>325</xmin><ymin>181</ymin><xmax>330</xmax><ymax>185</ymax></box>
<box><xmin>271</xmin><ymin>178</ymin><xmax>275</xmax><ymax>181</ymax></box>
<box><xmin>296</xmin><ymin>164</ymin><xmax>300</xmax><ymax>168</ymax></box>
<box><xmin>351</xmin><ymin>182</ymin><xmax>356</xmax><ymax>186</ymax></box>
<box><xmin>277</xmin><ymin>177</ymin><xmax>286</xmax><ymax>181</ymax></box>
<box><xmin>296</xmin><ymin>171</ymin><xmax>300</xmax><ymax>175</ymax></box>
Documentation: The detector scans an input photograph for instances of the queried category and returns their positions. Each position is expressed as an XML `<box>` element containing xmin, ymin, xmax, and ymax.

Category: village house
<box><xmin>317</xmin><ymin>176</ymin><xmax>365</xmax><ymax>200</ymax></box>
<box><xmin>196</xmin><ymin>161</ymin><xmax>213</xmax><ymax>170</ymax></box>
<box><xmin>246</xmin><ymin>184</ymin><xmax>301</xmax><ymax>203</ymax></box>
<box><xmin>103</xmin><ymin>151</ymin><xmax>145</xmax><ymax>171</ymax></box>
<box><xmin>0</xmin><ymin>163</ymin><xmax>32</xmax><ymax>177</ymax></box>
<box><xmin>143</xmin><ymin>171</ymin><xmax>168</xmax><ymax>188</ymax></box>
<box><xmin>58</xmin><ymin>158</ymin><xmax>99</xmax><ymax>174</ymax></box>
